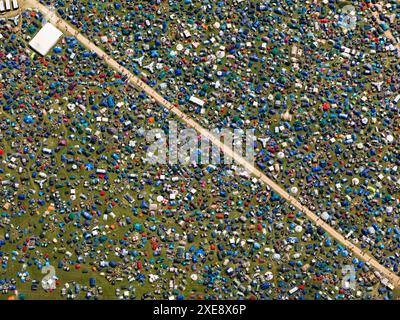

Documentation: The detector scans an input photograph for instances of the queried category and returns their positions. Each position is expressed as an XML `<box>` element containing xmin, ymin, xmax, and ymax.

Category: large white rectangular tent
<box><xmin>29</xmin><ymin>23</ymin><xmax>63</xmax><ymax>56</ymax></box>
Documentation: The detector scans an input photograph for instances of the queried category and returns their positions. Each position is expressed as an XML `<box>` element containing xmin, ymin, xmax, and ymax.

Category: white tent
<box><xmin>189</xmin><ymin>96</ymin><xmax>205</xmax><ymax>107</ymax></box>
<box><xmin>29</xmin><ymin>23</ymin><xmax>63</xmax><ymax>56</ymax></box>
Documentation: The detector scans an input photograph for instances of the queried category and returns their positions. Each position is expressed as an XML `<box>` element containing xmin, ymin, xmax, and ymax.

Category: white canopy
<box><xmin>29</xmin><ymin>23</ymin><xmax>63</xmax><ymax>56</ymax></box>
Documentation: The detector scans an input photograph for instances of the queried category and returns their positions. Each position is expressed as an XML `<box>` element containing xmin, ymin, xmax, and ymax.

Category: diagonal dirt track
<box><xmin>371</xmin><ymin>2</ymin><xmax>400</xmax><ymax>58</ymax></box>
<box><xmin>23</xmin><ymin>0</ymin><xmax>400</xmax><ymax>288</ymax></box>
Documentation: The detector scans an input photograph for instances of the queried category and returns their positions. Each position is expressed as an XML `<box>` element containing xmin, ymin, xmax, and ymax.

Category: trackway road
<box><xmin>24</xmin><ymin>0</ymin><xmax>400</xmax><ymax>288</ymax></box>
<box><xmin>371</xmin><ymin>2</ymin><xmax>400</xmax><ymax>57</ymax></box>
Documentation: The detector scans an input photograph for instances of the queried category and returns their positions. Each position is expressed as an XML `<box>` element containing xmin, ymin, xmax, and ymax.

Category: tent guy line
<box><xmin>23</xmin><ymin>0</ymin><xmax>400</xmax><ymax>288</ymax></box>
